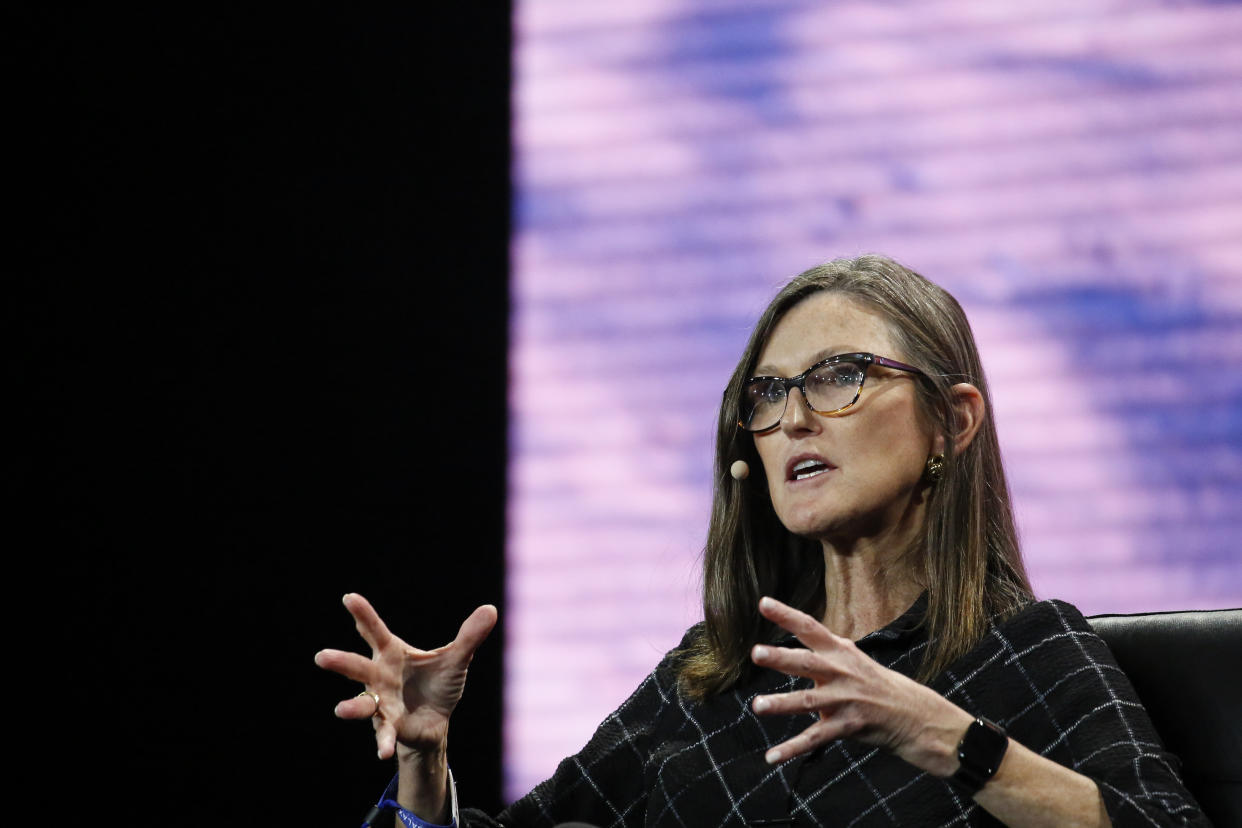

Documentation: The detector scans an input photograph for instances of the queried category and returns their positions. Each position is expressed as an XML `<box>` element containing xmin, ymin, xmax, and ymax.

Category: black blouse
<box><xmin>462</xmin><ymin>597</ymin><xmax>1208</xmax><ymax>827</ymax></box>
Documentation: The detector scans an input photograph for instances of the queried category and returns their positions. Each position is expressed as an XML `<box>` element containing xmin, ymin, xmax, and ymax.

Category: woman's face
<box><xmin>751</xmin><ymin>292</ymin><xmax>938</xmax><ymax>545</ymax></box>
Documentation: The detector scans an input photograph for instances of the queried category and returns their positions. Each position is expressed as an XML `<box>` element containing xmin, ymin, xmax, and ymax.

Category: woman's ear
<box><xmin>935</xmin><ymin>383</ymin><xmax>985</xmax><ymax>456</ymax></box>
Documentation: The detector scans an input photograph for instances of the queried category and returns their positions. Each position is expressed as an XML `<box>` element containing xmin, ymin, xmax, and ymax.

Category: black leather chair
<box><xmin>1088</xmin><ymin>608</ymin><xmax>1241</xmax><ymax>827</ymax></box>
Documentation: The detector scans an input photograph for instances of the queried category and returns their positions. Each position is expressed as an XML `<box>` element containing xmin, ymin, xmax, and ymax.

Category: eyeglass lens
<box><xmin>740</xmin><ymin>361</ymin><xmax>865</xmax><ymax>431</ymax></box>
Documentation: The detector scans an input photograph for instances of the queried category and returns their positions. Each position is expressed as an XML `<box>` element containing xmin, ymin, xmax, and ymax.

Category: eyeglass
<box><xmin>737</xmin><ymin>352</ymin><xmax>925</xmax><ymax>432</ymax></box>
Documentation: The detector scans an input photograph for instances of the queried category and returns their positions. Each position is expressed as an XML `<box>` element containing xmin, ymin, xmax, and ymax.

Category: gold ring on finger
<box><xmin>356</xmin><ymin>690</ymin><xmax>380</xmax><ymax>717</ymax></box>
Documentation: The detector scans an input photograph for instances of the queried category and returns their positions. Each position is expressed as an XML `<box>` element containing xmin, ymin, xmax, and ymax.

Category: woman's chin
<box><xmin>779</xmin><ymin>508</ymin><xmax>893</xmax><ymax>548</ymax></box>
<box><xmin>779</xmin><ymin>512</ymin><xmax>845</xmax><ymax>542</ymax></box>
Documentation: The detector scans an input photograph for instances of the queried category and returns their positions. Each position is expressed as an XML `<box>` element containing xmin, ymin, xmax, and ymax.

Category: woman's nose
<box><xmin>780</xmin><ymin>387</ymin><xmax>821</xmax><ymax>433</ymax></box>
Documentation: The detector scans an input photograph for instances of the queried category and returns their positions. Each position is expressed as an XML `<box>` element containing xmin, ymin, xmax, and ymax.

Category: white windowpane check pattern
<box><xmin>469</xmin><ymin>598</ymin><xmax>1206</xmax><ymax>826</ymax></box>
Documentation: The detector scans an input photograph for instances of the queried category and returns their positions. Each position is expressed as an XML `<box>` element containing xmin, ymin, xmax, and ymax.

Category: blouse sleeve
<box><xmin>991</xmin><ymin>600</ymin><xmax>1210</xmax><ymax>827</ymax></box>
<box><xmin>458</xmin><ymin>629</ymin><xmax>694</xmax><ymax>828</ymax></box>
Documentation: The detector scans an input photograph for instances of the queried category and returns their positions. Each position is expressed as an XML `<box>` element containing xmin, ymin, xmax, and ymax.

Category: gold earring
<box><xmin>924</xmin><ymin>453</ymin><xmax>945</xmax><ymax>483</ymax></box>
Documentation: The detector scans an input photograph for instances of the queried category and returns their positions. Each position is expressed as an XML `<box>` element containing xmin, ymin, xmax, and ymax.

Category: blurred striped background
<box><xmin>507</xmin><ymin>0</ymin><xmax>1242</xmax><ymax>800</ymax></box>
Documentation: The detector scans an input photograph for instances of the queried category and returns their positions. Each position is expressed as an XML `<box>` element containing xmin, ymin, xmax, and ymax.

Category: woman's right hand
<box><xmin>315</xmin><ymin>593</ymin><xmax>498</xmax><ymax>761</ymax></box>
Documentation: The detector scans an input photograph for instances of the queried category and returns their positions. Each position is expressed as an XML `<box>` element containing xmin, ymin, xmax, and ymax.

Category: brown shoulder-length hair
<box><xmin>679</xmin><ymin>255</ymin><xmax>1033</xmax><ymax>699</ymax></box>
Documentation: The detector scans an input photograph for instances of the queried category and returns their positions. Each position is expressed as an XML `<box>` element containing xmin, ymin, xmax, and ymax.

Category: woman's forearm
<box><xmin>973</xmin><ymin>740</ymin><xmax>1109</xmax><ymax>828</ymax></box>
<box><xmin>904</xmin><ymin>706</ymin><xmax>1110</xmax><ymax>828</ymax></box>
<box><xmin>396</xmin><ymin>742</ymin><xmax>451</xmax><ymax>823</ymax></box>
<box><xmin>897</xmin><ymin>700</ymin><xmax>1110</xmax><ymax>827</ymax></box>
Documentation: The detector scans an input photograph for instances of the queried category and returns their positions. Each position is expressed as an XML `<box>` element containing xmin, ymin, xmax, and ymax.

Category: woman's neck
<box><xmin>819</xmin><ymin>539</ymin><xmax>925</xmax><ymax>641</ymax></box>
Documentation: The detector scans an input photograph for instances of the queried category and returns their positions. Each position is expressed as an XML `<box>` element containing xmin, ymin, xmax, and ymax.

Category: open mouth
<box><xmin>790</xmin><ymin>458</ymin><xmax>832</xmax><ymax>482</ymax></box>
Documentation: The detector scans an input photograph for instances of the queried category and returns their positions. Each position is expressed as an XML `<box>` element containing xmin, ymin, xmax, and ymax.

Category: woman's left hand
<box><xmin>750</xmin><ymin>596</ymin><xmax>973</xmax><ymax>777</ymax></box>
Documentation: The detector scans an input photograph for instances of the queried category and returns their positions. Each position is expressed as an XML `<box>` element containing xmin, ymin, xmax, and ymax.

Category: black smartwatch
<box><xmin>951</xmin><ymin>716</ymin><xmax>1009</xmax><ymax>795</ymax></box>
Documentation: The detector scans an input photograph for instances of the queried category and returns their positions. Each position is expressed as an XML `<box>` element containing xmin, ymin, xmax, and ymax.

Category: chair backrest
<box><xmin>1088</xmin><ymin>608</ymin><xmax>1241</xmax><ymax>827</ymax></box>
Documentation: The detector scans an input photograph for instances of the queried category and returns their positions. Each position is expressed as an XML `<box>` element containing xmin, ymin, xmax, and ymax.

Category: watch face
<box><xmin>955</xmin><ymin>717</ymin><xmax>1009</xmax><ymax>792</ymax></box>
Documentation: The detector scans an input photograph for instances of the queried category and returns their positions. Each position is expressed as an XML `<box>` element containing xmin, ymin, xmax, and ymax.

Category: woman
<box><xmin>316</xmin><ymin>256</ymin><xmax>1207</xmax><ymax>827</ymax></box>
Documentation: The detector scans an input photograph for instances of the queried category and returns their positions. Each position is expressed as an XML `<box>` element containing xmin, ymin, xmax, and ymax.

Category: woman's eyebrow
<box><xmin>753</xmin><ymin>345</ymin><xmax>862</xmax><ymax>376</ymax></box>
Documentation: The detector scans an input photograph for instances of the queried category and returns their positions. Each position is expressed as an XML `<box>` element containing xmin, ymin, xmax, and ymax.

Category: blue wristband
<box><xmin>377</xmin><ymin>798</ymin><xmax>455</xmax><ymax>828</ymax></box>
<box><xmin>364</xmin><ymin>772</ymin><xmax>458</xmax><ymax>828</ymax></box>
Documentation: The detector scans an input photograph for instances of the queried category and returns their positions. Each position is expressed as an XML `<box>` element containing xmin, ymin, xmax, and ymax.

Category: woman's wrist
<box><xmin>396</xmin><ymin>741</ymin><xmax>451</xmax><ymax>820</ymax></box>
<box><xmin>893</xmin><ymin>698</ymin><xmax>974</xmax><ymax>778</ymax></box>
<box><xmin>396</xmin><ymin>739</ymin><xmax>448</xmax><ymax>765</ymax></box>
<box><xmin>372</xmin><ymin>768</ymin><xmax>459</xmax><ymax>828</ymax></box>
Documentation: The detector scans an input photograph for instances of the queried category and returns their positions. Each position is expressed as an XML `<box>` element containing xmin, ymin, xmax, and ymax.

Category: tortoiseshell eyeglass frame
<box><xmin>737</xmin><ymin>352</ymin><xmax>926</xmax><ymax>432</ymax></box>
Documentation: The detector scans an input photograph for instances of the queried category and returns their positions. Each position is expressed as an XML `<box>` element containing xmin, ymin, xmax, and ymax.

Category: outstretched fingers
<box><xmin>320</xmin><ymin>598</ymin><xmax>499</xmax><ymax>760</ymax></box>
<box><xmin>750</xmin><ymin>643</ymin><xmax>841</xmax><ymax>682</ymax></box>
<box><xmin>752</xmin><ymin>685</ymin><xmax>841</xmax><ymax>717</ymax></box>
<box><xmin>333</xmin><ymin>691</ymin><xmax>381</xmax><ymax>721</ymax></box>
<box><xmin>758</xmin><ymin>596</ymin><xmax>841</xmax><ymax>651</ymax></box>
<box><xmin>374</xmin><ymin>717</ymin><xmax>398</xmax><ymax>760</ymax></box>
<box><xmin>448</xmin><ymin>604</ymin><xmax>498</xmax><ymax>666</ymax></box>
<box><xmin>762</xmin><ymin>718</ymin><xmax>855</xmax><ymax>765</ymax></box>
<box><xmin>315</xmin><ymin>648</ymin><xmax>375</xmax><ymax>684</ymax></box>
<box><xmin>343</xmin><ymin>592</ymin><xmax>394</xmax><ymax>652</ymax></box>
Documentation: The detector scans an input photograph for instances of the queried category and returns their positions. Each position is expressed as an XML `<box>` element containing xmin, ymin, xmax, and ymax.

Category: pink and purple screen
<box><xmin>507</xmin><ymin>0</ymin><xmax>1242</xmax><ymax>801</ymax></box>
